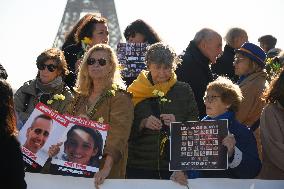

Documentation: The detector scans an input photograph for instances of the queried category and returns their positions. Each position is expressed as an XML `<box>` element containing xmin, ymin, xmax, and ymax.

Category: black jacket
<box><xmin>63</xmin><ymin>43</ymin><xmax>84</xmax><ymax>90</ymax></box>
<box><xmin>1</xmin><ymin>134</ymin><xmax>26</xmax><ymax>189</ymax></box>
<box><xmin>176</xmin><ymin>41</ymin><xmax>213</xmax><ymax>119</ymax></box>
<box><xmin>211</xmin><ymin>44</ymin><xmax>238</xmax><ymax>82</ymax></box>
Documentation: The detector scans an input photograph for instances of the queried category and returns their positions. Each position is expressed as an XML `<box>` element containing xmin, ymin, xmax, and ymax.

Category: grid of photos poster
<box><xmin>117</xmin><ymin>42</ymin><xmax>148</xmax><ymax>78</ymax></box>
<box><xmin>170</xmin><ymin>120</ymin><xmax>228</xmax><ymax>170</ymax></box>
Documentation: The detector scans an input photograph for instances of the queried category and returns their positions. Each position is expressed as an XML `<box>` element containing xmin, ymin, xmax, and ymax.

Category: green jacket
<box><xmin>127</xmin><ymin>81</ymin><xmax>199</xmax><ymax>170</ymax></box>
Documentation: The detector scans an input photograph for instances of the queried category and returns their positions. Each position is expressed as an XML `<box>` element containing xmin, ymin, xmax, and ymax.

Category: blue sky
<box><xmin>1</xmin><ymin>0</ymin><xmax>284</xmax><ymax>89</ymax></box>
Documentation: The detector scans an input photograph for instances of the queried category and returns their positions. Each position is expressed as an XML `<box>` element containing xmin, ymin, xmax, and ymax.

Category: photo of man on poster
<box><xmin>23</xmin><ymin>114</ymin><xmax>53</xmax><ymax>154</ymax></box>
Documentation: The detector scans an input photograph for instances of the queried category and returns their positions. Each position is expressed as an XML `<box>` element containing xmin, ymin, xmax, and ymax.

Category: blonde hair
<box><xmin>75</xmin><ymin>44</ymin><xmax>125</xmax><ymax>96</ymax></box>
<box><xmin>206</xmin><ymin>76</ymin><xmax>243</xmax><ymax>112</ymax></box>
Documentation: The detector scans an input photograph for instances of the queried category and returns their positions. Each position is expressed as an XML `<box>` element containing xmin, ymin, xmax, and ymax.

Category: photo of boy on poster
<box><xmin>49</xmin><ymin>115</ymin><xmax>108</xmax><ymax>178</ymax></box>
<box><xmin>18</xmin><ymin>103</ymin><xmax>69</xmax><ymax>172</ymax></box>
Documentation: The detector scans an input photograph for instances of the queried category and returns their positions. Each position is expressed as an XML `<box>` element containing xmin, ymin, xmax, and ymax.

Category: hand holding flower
<box><xmin>144</xmin><ymin>115</ymin><xmax>162</xmax><ymax>130</ymax></box>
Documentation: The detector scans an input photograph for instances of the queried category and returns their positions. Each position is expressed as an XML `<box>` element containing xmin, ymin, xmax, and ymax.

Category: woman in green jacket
<box><xmin>127</xmin><ymin>42</ymin><xmax>199</xmax><ymax>179</ymax></box>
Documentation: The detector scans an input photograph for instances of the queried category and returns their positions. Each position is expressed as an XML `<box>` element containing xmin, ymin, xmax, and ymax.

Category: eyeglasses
<box><xmin>37</xmin><ymin>63</ymin><xmax>58</xmax><ymax>72</ymax></box>
<box><xmin>233</xmin><ymin>57</ymin><xmax>247</xmax><ymax>64</ymax></box>
<box><xmin>87</xmin><ymin>58</ymin><xmax>107</xmax><ymax>66</ymax></box>
<box><xmin>203</xmin><ymin>95</ymin><xmax>221</xmax><ymax>103</ymax></box>
<box><xmin>32</xmin><ymin>128</ymin><xmax>50</xmax><ymax>137</ymax></box>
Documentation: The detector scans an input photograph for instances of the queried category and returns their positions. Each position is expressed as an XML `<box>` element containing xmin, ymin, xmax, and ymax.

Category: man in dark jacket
<box><xmin>211</xmin><ymin>28</ymin><xmax>248</xmax><ymax>82</ymax></box>
<box><xmin>176</xmin><ymin>28</ymin><xmax>222</xmax><ymax>119</ymax></box>
<box><xmin>0</xmin><ymin>63</ymin><xmax>8</xmax><ymax>79</ymax></box>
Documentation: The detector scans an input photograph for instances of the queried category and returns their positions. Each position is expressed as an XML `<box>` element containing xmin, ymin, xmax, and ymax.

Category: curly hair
<box><xmin>263</xmin><ymin>68</ymin><xmax>284</xmax><ymax>103</ymax></box>
<box><xmin>75</xmin><ymin>44</ymin><xmax>125</xmax><ymax>96</ymax></box>
<box><xmin>145</xmin><ymin>42</ymin><xmax>181</xmax><ymax>70</ymax></box>
<box><xmin>206</xmin><ymin>76</ymin><xmax>243</xmax><ymax>112</ymax></box>
<box><xmin>75</xmin><ymin>16</ymin><xmax>107</xmax><ymax>43</ymax></box>
<box><xmin>0</xmin><ymin>79</ymin><xmax>17</xmax><ymax>136</ymax></box>
<box><xmin>36</xmin><ymin>48</ymin><xmax>69</xmax><ymax>77</ymax></box>
<box><xmin>124</xmin><ymin>19</ymin><xmax>162</xmax><ymax>44</ymax></box>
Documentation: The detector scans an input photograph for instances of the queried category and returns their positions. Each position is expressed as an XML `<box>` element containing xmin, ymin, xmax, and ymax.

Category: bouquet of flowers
<box><xmin>266</xmin><ymin>57</ymin><xmax>283</xmax><ymax>82</ymax></box>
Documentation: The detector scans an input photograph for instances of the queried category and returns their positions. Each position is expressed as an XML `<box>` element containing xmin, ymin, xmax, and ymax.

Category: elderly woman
<box><xmin>67</xmin><ymin>44</ymin><xmax>133</xmax><ymax>188</ymax></box>
<box><xmin>172</xmin><ymin>77</ymin><xmax>261</xmax><ymax>185</ymax></box>
<box><xmin>63</xmin><ymin>15</ymin><xmax>109</xmax><ymax>89</ymax></box>
<box><xmin>233</xmin><ymin>42</ymin><xmax>268</xmax><ymax>157</ymax></box>
<box><xmin>127</xmin><ymin>42</ymin><xmax>199</xmax><ymax>179</ymax></box>
<box><xmin>259</xmin><ymin>68</ymin><xmax>284</xmax><ymax>179</ymax></box>
<box><xmin>14</xmin><ymin>48</ymin><xmax>73</xmax><ymax>129</ymax></box>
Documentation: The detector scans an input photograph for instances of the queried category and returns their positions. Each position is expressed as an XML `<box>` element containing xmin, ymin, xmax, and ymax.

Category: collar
<box><xmin>127</xmin><ymin>70</ymin><xmax>177</xmax><ymax>106</ymax></box>
<box><xmin>202</xmin><ymin>111</ymin><xmax>234</xmax><ymax>121</ymax></box>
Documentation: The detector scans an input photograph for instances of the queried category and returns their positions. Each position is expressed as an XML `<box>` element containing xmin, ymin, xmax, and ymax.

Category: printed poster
<box><xmin>49</xmin><ymin>115</ymin><xmax>108</xmax><ymax>178</ymax></box>
<box><xmin>117</xmin><ymin>42</ymin><xmax>148</xmax><ymax>78</ymax></box>
<box><xmin>18</xmin><ymin>102</ymin><xmax>69</xmax><ymax>172</ymax></box>
<box><xmin>170</xmin><ymin>120</ymin><xmax>228</xmax><ymax>171</ymax></box>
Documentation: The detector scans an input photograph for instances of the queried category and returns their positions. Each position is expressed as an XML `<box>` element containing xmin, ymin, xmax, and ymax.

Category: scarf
<box><xmin>36</xmin><ymin>76</ymin><xmax>64</xmax><ymax>94</ymax></box>
<box><xmin>127</xmin><ymin>70</ymin><xmax>177</xmax><ymax>106</ymax></box>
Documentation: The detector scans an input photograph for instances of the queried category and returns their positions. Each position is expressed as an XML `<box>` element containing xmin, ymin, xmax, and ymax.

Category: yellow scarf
<box><xmin>127</xmin><ymin>70</ymin><xmax>177</xmax><ymax>106</ymax></box>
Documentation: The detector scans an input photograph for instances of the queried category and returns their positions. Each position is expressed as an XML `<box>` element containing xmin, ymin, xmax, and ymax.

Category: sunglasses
<box><xmin>37</xmin><ymin>63</ymin><xmax>58</xmax><ymax>72</ymax></box>
<box><xmin>87</xmin><ymin>58</ymin><xmax>107</xmax><ymax>66</ymax></box>
<box><xmin>32</xmin><ymin>128</ymin><xmax>50</xmax><ymax>137</ymax></box>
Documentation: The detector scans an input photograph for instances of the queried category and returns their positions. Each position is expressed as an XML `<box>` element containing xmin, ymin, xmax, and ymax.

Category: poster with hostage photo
<box><xmin>18</xmin><ymin>103</ymin><xmax>69</xmax><ymax>172</ymax></box>
<box><xmin>49</xmin><ymin>115</ymin><xmax>108</xmax><ymax>178</ymax></box>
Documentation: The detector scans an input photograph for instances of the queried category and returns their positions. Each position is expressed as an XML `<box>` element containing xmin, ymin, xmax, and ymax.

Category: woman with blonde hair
<box><xmin>67</xmin><ymin>44</ymin><xmax>133</xmax><ymax>188</ymax></box>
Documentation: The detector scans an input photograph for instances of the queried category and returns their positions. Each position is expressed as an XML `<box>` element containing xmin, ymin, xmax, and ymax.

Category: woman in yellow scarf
<box><xmin>127</xmin><ymin>42</ymin><xmax>199</xmax><ymax>179</ymax></box>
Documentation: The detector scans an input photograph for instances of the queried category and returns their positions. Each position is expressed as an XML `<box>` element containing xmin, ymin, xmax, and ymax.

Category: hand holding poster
<box><xmin>170</xmin><ymin>120</ymin><xmax>228</xmax><ymax>171</ymax></box>
<box><xmin>49</xmin><ymin>114</ymin><xmax>108</xmax><ymax>177</ymax></box>
<box><xmin>18</xmin><ymin>102</ymin><xmax>69</xmax><ymax>172</ymax></box>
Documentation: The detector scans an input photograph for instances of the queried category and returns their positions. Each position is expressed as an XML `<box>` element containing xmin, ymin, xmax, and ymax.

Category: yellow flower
<box><xmin>53</xmin><ymin>94</ymin><xmax>65</xmax><ymax>101</ymax></box>
<box><xmin>53</xmin><ymin>94</ymin><xmax>60</xmax><ymax>100</ymax></box>
<box><xmin>112</xmin><ymin>84</ymin><xmax>118</xmax><ymax>90</ymax></box>
<box><xmin>161</xmin><ymin>98</ymin><xmax>168</xmax><ymax>102</ymax></box>
<box><xmin>98</xmin><ymin>117</ymin><xmax>104</xmax><ymax>124</ymax></box>
<box><xmin>110</xmin><ymin>90</ymin><xmax>116</xmax><ymax>96</ymax></box>
<box><xmin>152</xmin><ymin>89</ymin><xmax>159</xmax><ymax>96</ymax></box>
<box><xmin>47</xmin><ymin>100</ymin><xmax>54</xmax><ymax>105</ymax></box>
<box><xmin>157</xmin><ymin>91</ymin><xmax>165</xmax><ymax>97</ymax></box>
<box><xmin>82</xmin><ymin>37</ymin><xmax>92</xmax><ymax>45</ymax></box>
<box><xmin>59</xmin><ymin>94</ymin><xmax>65</xmax><ymax>100</ymax></box>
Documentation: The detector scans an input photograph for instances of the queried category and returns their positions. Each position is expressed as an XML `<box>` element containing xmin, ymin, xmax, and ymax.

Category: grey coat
<box><xmin>14</xmin><ymin>79</ymin><xmax>73</xmax><ymax>129</ymax></box>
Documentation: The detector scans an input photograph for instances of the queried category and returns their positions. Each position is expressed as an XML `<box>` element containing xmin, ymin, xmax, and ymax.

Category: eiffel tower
<box><xmin>53</xmin><ymin>0</ymin><xmax>122</xmax><ymax>49</ymax></box>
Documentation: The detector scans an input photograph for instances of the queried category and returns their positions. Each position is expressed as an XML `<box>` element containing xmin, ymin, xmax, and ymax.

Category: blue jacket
<box><xmin>187</xmin><ymin>111</ymin><xmax>261</xmax><ymax>179</ymax></box>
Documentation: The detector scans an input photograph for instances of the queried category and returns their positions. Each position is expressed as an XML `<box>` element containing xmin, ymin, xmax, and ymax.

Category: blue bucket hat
<box><xmin>235</xmin><ymin>42</ymin><xmax>266</xmax><ymax>68</ymax></box>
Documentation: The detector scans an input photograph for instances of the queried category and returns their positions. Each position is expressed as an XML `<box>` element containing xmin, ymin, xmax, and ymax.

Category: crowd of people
<box><xmin>1</xmin><ymin>13</ymin><xmax>284</xmax><ymax>189</ymax></box>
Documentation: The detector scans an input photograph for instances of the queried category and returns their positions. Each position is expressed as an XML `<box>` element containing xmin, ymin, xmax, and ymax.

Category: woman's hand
<box><xmin>144</xmin><ymin>115</ymin><xmax>162</xmax><ymax>130</ymax></box>
<box><xmin>222</xmin><ymin>134</ymin><xmax>236</xmax><ymax>158</ymax></box>
<box><xmin>170</xmin><ymin>171</ymin><xmax>188</xmax><ymax>186</ymax></box>
<box><xmin>48</xmin><ymin>142</ymin><xmax>63</xmax><ymax>158</ymax></box>
<box><xmin>94</xmin><ymin>167</ymin><xmax>111</xmax><ymax>189</ymax></box>
<box><xmin>160</xmin><ymin>114</ymin><xmax>176</xmax><ymax>127</ymax></box>
<box><xmin>94</xmin><ymin>155</ymin><xmax>113</xmax><ymax>189</ymax></box>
